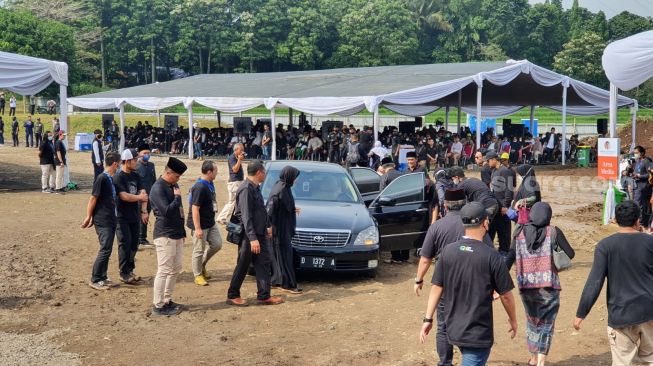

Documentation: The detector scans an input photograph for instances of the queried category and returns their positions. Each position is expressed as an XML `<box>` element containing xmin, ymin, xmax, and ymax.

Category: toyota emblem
<box><xmin>313</xmin><ymin>235</ymin><xmax>325</xmax><ymax>243</ymax></box>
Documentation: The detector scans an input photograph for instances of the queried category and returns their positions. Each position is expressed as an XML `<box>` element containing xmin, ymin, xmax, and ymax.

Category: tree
<box><xmin>329</xmin><ymin>0</ymin><xmax>419</xmax><ymax>67</ymax></box>
<box><xmin>480</xmin><ymin>0</ymin><xmax>530</xmax><ymax>59</ymax></box>
<box><xmin>522</xmin><ymin>2</ymin><xmax>568</xmax><ymax>67</ymax></box>
<box><xmin>553</xmin><ymin>32</ymin><xmax>607</xmax><ymax>88</ymax></box>
<box><xmin>608</xmin><ymin>11</ymin><xmax>653</xmax><ymax>42</ymax></box>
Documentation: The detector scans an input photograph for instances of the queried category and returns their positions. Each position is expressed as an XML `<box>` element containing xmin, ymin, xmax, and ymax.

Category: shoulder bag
<box><xmin>225</xmin><ymin>207</ymin><xmax>243</xmax><ymax>245</ymax></box>
<box><xmin>550</xmin><ymin>226</ymin><xmax>572</xmax><ymax>271</ymax></box>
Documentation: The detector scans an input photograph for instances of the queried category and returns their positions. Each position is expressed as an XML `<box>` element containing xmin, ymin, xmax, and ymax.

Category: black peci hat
<box><xmin>166</xmin><ymin>157</ymin><xmax>187</xmax><ymax>175</ymax></box>
<box><xmin>381</xmin><ymin>156</ymin><xmax>394</xmax><ymax>167</ymax></box>
<box><xmin>406</xmin><ymin>151</ymin><xmax>417</xmax><ymax>158</ymax></box>
<box><xmin>444</xmin><ymin>188</ymin><xmax>466</xmax><ymax>202</ymax></box>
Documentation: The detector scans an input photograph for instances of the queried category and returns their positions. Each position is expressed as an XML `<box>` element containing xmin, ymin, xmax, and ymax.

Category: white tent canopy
<box><xmin>69</xmin><ymin>59</ymin><xmax>636</xmax><ymax>163</ymax></box>
<box><xmin>603</xmin><ymin>30</ymin><xmax>653</xmax><ymax>91</ymax></box>
<box><xmin>0</xmin><ymin>51</ymin><xmax>69</xmax><ymax>132</ymax></box>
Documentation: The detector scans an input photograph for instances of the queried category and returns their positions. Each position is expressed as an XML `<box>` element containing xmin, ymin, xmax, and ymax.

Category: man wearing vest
<box><xmin>92</xmin><ymin>129</ymin><xmax>104</xmax><ymax>182</ymax></box>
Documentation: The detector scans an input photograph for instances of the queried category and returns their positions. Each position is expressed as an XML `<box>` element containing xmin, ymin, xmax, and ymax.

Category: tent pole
<box><xmin>119</xmin><ymin>104</ymin><xmax>125</xmax><ymax>153</ymax></box>
<box><xmin>457</xmin><ymin>90</ymin><xmax>462</xmax><ymax>133</ymax></box>
<box><xmin>289</xmin><ymin>108</ymin><xmax>293</xmax><ymax>128</ymax></box>
<box><xmin>476</xmin><ymin>84</ymin><xmax>482</xmax><ymax>148</ymax></box>
<box><xmin>59</xmin><ymin>84</ymin><xmax>68</xmax><ymax>137</ymax></box>
<box><xmin>271</xmin><ymin>107</ymin><xmax>277</xmax><ymax>161</ymax></box>
<box><xmin>631</xmin><ymin>103</ymin><xmax>637</xmax><ymax>153</ymax></box>
<box><xmin>188</xmin><ymin>105</ymin><xmax>194</xmax><ymax>160</ymax></box>
<box><xmin>156</xmin><ymin>109</ymin><xmax>161</xmax><ymax>127</ymax></box>
<box><xmin>609</xmin><ymin>83</ymin><xmax>618</xmax><ymax>138</ymax></box>
<box><xmin>561</xmin><ymin>85</ymin><xmax>568</xmax><ymax>166</ymax></box>
<box><xmin>529</xmin><ymin>105</ymin><xmax>535</xmax><ymax>135</ymax></box>
<box><xmin>445</xmin><ymin>106</ymin><xmax>449</xmax><ymax>131</ymax></box>
<box><xmin>373</xmin><ymin>106</ymin><xmax>379</xmax><ymax>144</ymax></box>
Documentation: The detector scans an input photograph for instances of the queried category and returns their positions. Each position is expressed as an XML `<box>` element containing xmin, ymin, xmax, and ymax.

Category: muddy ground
<box><xmin>0</xmin><ymin>145</ymin><xmax>621</xmax><ymax>365</ymax></box>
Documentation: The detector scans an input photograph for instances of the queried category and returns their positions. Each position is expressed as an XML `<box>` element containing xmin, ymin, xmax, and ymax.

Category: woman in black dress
<box><xmin>267</xmin><ymin>166</ymin><xmax>302</xmax><ymax>294</ymax></box>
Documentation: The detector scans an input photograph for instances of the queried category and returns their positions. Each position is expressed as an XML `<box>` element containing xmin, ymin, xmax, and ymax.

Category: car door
<box><xmin>368</xmin><ymin>173</ymin><xmax>430</xmax><ymax>251</ymax></box>
<box><xmin>349</xmin><ymin>167</ymin><xmax>381</xmax><ymax>207</ymax></box>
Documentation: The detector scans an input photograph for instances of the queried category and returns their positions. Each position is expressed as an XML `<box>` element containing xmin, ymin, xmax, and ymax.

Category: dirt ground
<box><xmin>0</xmin><ymin>145</ymin><xmax>622</xmax><ymax>365</ymax></box>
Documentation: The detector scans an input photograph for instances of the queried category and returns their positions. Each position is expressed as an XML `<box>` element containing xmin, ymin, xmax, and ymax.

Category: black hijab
<box><xmin>514</xmin><ymin>164</ymin><xmax>541</xmax><ymax>204</ymax></box>
<box><xmin>522</xmin><ymin>202</ymin><xmax>552</xmax><ymax>252</ymax></box>
<box><xmin>269</xmin><ymin>166</ymin><xmax>300</xmax><ymax>215</ymax></box>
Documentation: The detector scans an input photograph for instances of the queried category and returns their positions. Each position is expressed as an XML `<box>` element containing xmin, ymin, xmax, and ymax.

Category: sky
<box><xmin>528</xmin><ymin>0</ymin><xmax>653</xmax><ymax>18</ymax></box>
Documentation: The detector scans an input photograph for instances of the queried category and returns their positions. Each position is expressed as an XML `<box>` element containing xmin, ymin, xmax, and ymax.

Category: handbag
<box><xmin>550</xmin><ymin>226</ymin><xmax>572</xmax><ymax>271</ymax></box>
<box><xmin>517</xmin><ymin>207</ymin><xmax>530</xmax><ymax>225</ymax></box>
<box><xmin>225</xmin><ymin>208</ymin><xmax>243</xmax><ymax>245</ymax></box>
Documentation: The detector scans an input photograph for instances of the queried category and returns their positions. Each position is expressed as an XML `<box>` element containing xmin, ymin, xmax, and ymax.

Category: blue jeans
<box><xmin>194</xmin><ymin>142</ymin><xmax>203</xmax><ymax>158</ymax></box>
<box><xmin>460</xmin><ymin>347</ymin><xmax>491</xmax><ymax>366</ymax></box>
<box><xmin>262</xmin><ymin>144</ymin><xmax>271</xmax><ymax>160</ymax></box>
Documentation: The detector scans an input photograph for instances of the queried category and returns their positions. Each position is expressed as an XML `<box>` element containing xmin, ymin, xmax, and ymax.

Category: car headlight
<box><xmin>353</xmin><ymin>225</ymin><xmax>379</xmax><ymax>246</ymax></box>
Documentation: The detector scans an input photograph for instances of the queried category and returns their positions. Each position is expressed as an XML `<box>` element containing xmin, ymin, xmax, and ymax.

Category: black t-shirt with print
<box><xmin>114</xmin><ymin>170</ymin><xmax>143</xmax><ymax>223</ymax></box>
<box><xmin>186</xmin><ymin>180</ymin><xmax>216</xmax><ymax>230</ymax></box>
<box><xmin>92</xmin><ymin>173</ymin><xmax>117</xmax><ymax>227</ymax></box>
<box><xmin>432</xmin><ymin>237</ymin><xmax>514</xmax><ymax>348</ymax></box>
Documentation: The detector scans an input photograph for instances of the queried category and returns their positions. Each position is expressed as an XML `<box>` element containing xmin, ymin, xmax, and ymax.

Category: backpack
<box><xmin>347</xmin><ymin>142</ymin><xmax>360</xmax><ymax>163</ymax></box>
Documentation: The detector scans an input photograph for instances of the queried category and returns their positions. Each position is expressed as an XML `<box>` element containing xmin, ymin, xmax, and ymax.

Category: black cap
<box><xmin>138</xmin><ymin>143</ymin><xmax>151</xmax><ymax>152</ymax></box>
<box><xmin>406</xmin><ymin>151</ymin><xmax>417</xmax><ymax>158</ymax></box>
<box><xmin>460</xmin><ymin>202</ymin><xmax>488</xmax><ymax>226</ymax></box>
<box><xmin>444</xmin><ymin>188</ymin><xmax>466</xmax><ymax>202</ymax></box>
<box><xmin>447</xmin><ymin>166</ymin><xmax>465</xmax><ymax>178</ymax></box>
<box><xmin>485</xmin><ymin>151</ymin><xmax>499</xmax><ymax>160</ymax></box>
<box><xmin>166</xmin><ymin>157</ymin><xmax>187</xmax><ymax>175</ymax></box>
<box><xmin>381</xmin><ymin>157</ymin><xmax>394</xmax><ymax>167</ymax></box>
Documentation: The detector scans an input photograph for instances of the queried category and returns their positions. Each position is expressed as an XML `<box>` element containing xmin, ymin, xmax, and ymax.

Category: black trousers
<box><xmin>634</xmin><ymin>185</ymin><xmax>652</xmax><ymax>227</ymax></box>
<box><xmin>328</xmin><ymin>148</ymin><xmax>340</xmax><ymax>164</ymax></box>
<box><xmin>139</xmin><ymin>202</ymin><xmax>151</xmax><ymax>242</ymax></box>
<box><xmin>93</xmin><ymin>164</ymin><xmax>104</xmax><ymax>182</ymax></box>
<box><xmin>91</xmin><ymin>225</ymin><xmax>115</xmax><ymax>283</ymax></box>
<box><xmin>117</xmin><ymin>221</ymin><xmax>140</xmax><ymax>278</ymax></box>
<box><xmin>228</xmin><ymin>235</ymin><xmax>272</xmax><ymax>300</ymax></box>
<box><xmin>12</xmin><ymin>132</ymin><xmax>18</xmax><ymax>146</ymax></box>
<box><xmin>489</xmin><ymin>211</ymin><xmax>511</xmax><ymax>253</ymax></box>
<box><xmin>35</xmin><ymin>132</ymin><xmax>42</xmax><ymax>148</ymax></box>
<box><xmin>9</xmin><ymin>107</ymin><xmax>15</xmax><ymax>116</ymax></box>
<box><xmin>436</xmin><ymin>300</ymin><xmax>454</xmax><ymax>366</ymax></box>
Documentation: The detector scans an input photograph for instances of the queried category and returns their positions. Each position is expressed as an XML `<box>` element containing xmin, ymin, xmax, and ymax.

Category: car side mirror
<box><xmin>378</xmin><ymin>196</ymin><xmax>396</xmax><ymax>206</ymax></box>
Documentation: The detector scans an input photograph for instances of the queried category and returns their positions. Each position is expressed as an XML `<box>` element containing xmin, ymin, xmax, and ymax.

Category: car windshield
<box><xmin>262</xmin><ymin>168</ymin><xmax>360</xmax><ymax>203</ymax></box>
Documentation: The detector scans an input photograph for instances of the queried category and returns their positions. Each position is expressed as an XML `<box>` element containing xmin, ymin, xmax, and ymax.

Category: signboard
<box><xmin>597</xmin><ymin>138</ymin><xmax>620</xmax><ymax>180</ymax></box>
<box><xmin>466</xmin><ymin>115</ymin><xmax>496</xmax><ymax>134</ymax></box>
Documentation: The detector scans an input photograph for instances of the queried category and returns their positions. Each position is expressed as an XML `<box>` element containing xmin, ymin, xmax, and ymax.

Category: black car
<box><xmin>262</xmin><ymin>161</ymin><xmax>431</xmax><ymax>275</ymax></box>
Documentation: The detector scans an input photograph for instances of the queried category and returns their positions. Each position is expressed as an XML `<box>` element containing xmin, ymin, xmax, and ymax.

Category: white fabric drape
<box><xmin>603</xmin><ymin>30</ymin><xmax>653</xmax><ymax>91</ymax></box>
<box><xmin>266</xmin><ymin>97</ymin><xmax>369</xmax><ymax>116</ymax></box>
<box><xmin>0</xmin><ymin>51</ymin><xmax>68</xmax><ymax>94</ymax></box>
<box><xmin>68</xmin><ymin>97</ymin><xmax>120</xmax><ymax>109</ymax></box>
<box><xmin>461</xmin><ymin>106</ymin><xmax>524</xmax><ymax>118</ymax></box>
<box><xmin>383</xmin><ymin>103</ymin><xmax>440</xmax><ymax>116</ymax></box>
<box><xmin>193</xmin><ymin>97</ymin><xmax>264</xmax><ymax>113</ymax></box>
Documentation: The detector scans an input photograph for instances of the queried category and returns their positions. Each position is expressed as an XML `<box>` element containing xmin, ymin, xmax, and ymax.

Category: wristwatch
<box><xmin>415</xmin><ymin>278</ymin><xmax>423</xmax><ymax>285</ymax></box>
<box><xmin>423</xmin><ymin>317</ymin><xmax>433</xmax><ymax>323</ymax></box>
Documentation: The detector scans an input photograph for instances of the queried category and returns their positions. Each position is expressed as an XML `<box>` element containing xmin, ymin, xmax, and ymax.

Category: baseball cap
<box><xmin>121</xmin><ymin>148</ymin><xmax>137</xmax><ymax>161</ymax></box>
<box><xmin>460</xmin><ymin>202</ymin><xmax>488</xmax><ymax>226</ymax></box>
<box><xmin>500</xmin><ymin>152</ymin><xmax>510</xmax><ymax>160</ymax></box>
<box><xmin>485</xmin><ymin>151</ymin><xmax>499</xmax><ymax>160</ymax></box>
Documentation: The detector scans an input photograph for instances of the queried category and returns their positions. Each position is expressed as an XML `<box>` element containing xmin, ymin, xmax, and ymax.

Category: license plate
<box><xmin>299</xmin><ymin>256</ymin><xmax>335</xmax><ymax>269</ymax></box>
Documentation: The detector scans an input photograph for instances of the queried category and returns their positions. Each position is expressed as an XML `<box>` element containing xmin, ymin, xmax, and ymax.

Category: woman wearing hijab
<box><xmin>512</xmin><ymin>164</ymin><xmax>541</xmax><ymax>225</ymax></box>
<box><xmin>368</xmin><ymin>141</ymin><xmax>389</xmax><ymax>170</ymax></box>
<box><xmin>267</xmin><ymin>166</ymin><xmax>302</xmax><ymax>294</ymax></box>
<box><xmin>508</xmin><ymin>202</ymin><xmax>574</xmax><ymax>366</ymax></box>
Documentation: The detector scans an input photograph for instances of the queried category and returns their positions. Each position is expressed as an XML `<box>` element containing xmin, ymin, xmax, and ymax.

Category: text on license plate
<box><xmin>300</xmin><ymin>256</ymin><xmax>335</xmax><ymax>269</ymax></box>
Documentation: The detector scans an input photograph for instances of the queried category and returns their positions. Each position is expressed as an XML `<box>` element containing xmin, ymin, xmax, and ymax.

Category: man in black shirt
<box><xmin>487</xmin><ymin>152</ymin><xmax>515</xmax><ymax>255</ymax></box>
<box><xmin>114</xmin><ymin>149</ymin><xmax>148</xmax><ymax>284</ymax></box>
<box><xmin>379</xmin><ymin>157</ymin><xmax>401</xmax><ymax>190</ymax></box>
<box><xmin>631</xmin><ymin>146</ymin><xmax>651</xmax><ymax>226</ymax></box>
<box><xmin>136</xmin><ymin>144</ymin><xmax>156</xmax><ymax>246</ymax></box>
<box><xmin>574</xmin><ymin>201</ymin><xmax>653</xmax><ymax>365</ymax></box>
<box><xmin>187</xmin><ymin>160</ymin><xmax>222</xmax><ymax>287</ymax></box>
<box><xmin>449</xmin><ymin>166</ymin><xmax>499</xmax><ymax>219</ymax></box>
<box><xmin>217</xmin><ymin>143</ymin><xmax>245</xmax><ymax>224</ymax></box>
<box><xmin>420</xmin><ymin>202</ymin><xmax>517</xmax><ymax>365</ymax></box>
<box><xmin>475</xmin><ymin>151</ymin><xmax>492</xmax><ymax>187</ymax></box>
<box><xmin>227</xmin><ymin>160</ymin><xmax>284</xmax><ymax>306</ymax></box>
<box><xmin>91</xmin><ymin>129</ymin><xmax>104</xmax><ymax>182</ymax></box>
<box><xmin>149</xmin><ymin>157</ymin><xmax>187</xmax><ymax>316</ymax></box>
<box><xmin>54</xmin><ymin>130</ymin><xmax>67</xmax><ymax>194</ymax></box>
<box><xmin>39</xmin><ymin>131</ymin><xmax>56</xmax><ymax>193</ymax></box>
<box><xmin>11</xmin><ymin>116</ymin><xmax>19</xmax><ymax>147</ymax></box>
<box><xmin>82</xmin><ymin>152</ymin><xmax>121</xmax><ymax>291</ymax></box>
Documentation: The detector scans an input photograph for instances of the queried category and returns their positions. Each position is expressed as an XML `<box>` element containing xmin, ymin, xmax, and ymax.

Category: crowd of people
<box><xmin>109</xmin><ymin>118</ymin><xmax>590</xmax><ymax>171</ymax></box>
<box><xmin>76</xmin><ymin>116</ymin><xmax>653</xmax><ymax>365</ymax></box>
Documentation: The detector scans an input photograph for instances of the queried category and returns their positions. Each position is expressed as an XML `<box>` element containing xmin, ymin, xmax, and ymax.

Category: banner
<box><xmin>597</xmin><ymin>138</ymin><xmax>620</xmax><ymax>180</ymax></box>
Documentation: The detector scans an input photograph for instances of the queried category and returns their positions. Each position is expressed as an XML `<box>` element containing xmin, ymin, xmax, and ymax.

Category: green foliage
<box><xmin>607</xmin><ymin>11</ymin><xmax>653</xmax><ymax>42</ymax></box>
<box><xmin>553</xmin><ymin>32</ymin><xmax>607</xmax><ymax>88</ymax></box>
<box><xmin>70</xmin><ymin>82</ymin><xmax>111</xmax><ymax>96</ymax></box>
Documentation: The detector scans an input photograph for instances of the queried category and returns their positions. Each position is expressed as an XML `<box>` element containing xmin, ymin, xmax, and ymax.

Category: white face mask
<box><xmin>47</xmin><ymin>136</ymin><xmax>53</xmax><ymax>141</ymax></box>
<box><xmin>635</xmin><ymin>153</ymin><xmax>641</xmax><ymax>159</ymax></box>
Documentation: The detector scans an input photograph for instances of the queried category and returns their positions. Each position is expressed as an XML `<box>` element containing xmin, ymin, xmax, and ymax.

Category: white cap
<box><xmin>193</xmin><ymin>123</ymin><xmax>198</xmax><ymax>128</ymax></box>
<box><xmin>121</xmin><ymin>148</ymin><xmax>135</xmax><ymax>161</ymax></box>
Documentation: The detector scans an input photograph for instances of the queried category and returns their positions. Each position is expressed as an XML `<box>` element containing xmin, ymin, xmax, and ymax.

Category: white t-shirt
<box><xmin>452</xmin><ymin>141</ymin><xmax>463</xmax><ymax>154</ymax></box>
<box><xmin>547</xmin><ymin>134</ymin><xmax>555</xmax><ymax>149</ymax></box>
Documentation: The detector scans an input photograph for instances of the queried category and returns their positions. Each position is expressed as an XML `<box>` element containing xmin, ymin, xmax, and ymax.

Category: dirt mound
<box><xmin>618</xmin><ymin>118</ymin><xmax>653</xmax><ymax>153</ymax></box>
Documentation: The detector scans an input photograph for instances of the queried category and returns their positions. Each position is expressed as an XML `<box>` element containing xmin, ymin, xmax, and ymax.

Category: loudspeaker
<box><xmin>506</xmin><ymin>124</ymin><xmax>525</xmax><ymax>139</ymax></box>
<box><xmin>502</xmin><ymin>119</ymin><xmax>511</xmax><ymax>133</ymax></box>
<box><xmin>399</xmin><ymin>121</ymin><xmax>416</xmax><ymax>133</ymax></box>
<box><xmin>414</xmin><ymin>117</ymin><xmax>423</xmax><ymax>128</ymax></box>
<box><xmin>164</xmin><ymin>115</ymin><xmax>179</xmax><ymax>131</ymax></box>
<box><xmin>102</xmin><ymin>114</ymin><xmax>114</xmax><ymax>130</ymax></box>
<box><xmin>233</xmin><ymin>117</ymin><xmax>253</xmax><ymax>135</ymax></box>
<box><xmin>597</xmin><ymin>118</ymin><xmax>608</xmax><ymax>135</ymax></box>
